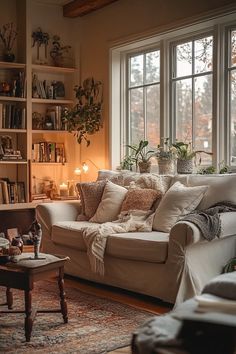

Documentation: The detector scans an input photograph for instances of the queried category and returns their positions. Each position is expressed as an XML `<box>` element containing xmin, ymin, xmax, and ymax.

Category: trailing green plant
<box><xmin>172</xmin><ymin>141</ymin><xmax>213</xmax><ymax>161</ymax></box>
<box><xmin>63</xmin><ymin>78</ymin><xmax>103</xmax><ymax>146</ymax></box>
<box><xmin>156</xmin><ymin>138</ymin><xmax>176</xmax><ymax>160</ymax></box>
<box><xmin>126</xmin><ymin>140</ymin><xmax>155</xmax><ymax>168</ymax></box>
<box><xmin>198</xmin><ymin>166</ymin><xmax>216</xmax><ymax>174</ymax></box>
<box><xmin>120</xmin><ymin>154</ymin><xmax>134</xmax><ymax>171</ymax></box>
<box><xmin>50</xmin><ymin>35</ymin><xmax>71</xmax><ymax>66</ymax></box>
<box><xmin>219</xmin><ymin>160</ymin><xmax>230</xmax><ymax>174</ymax></box>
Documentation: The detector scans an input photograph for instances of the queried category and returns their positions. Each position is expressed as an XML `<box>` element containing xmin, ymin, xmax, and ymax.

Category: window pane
<box><xmin>146</xmin><ymin>84</ymin><xmax>160</xmax><ymax>149</ymax></box>
<box><xmin>230</xmin><ymin>71</ymin><xmax>236</xmax><ymax>165</ymax></box>
<box><xmin>145</xmin><ymin>50</ymin><xmax>160</xmax><ymax>84</ymax></box>
<box><xmin>194</xmin><ymin>36</ymin><xmax>213</xmax><ymax>74</ymax></box>
<box><xmin>231</xmin><ymin>30</ymin><xmax>236</xmax><ymax>68</ymax></box>
<box><xmin>129</xmin><ymin>55</ymin><xmax>143</xmax><ymax>87</ymax></box>
<box><xmin>194</xmin><ymin>75</ymin><xmax>213</xmax><ymax>164</ymax></box>
<box><xmin>176</xmin><ymin>41</ymin><xmax>192</xmax><ymax>78</ymax></box>
<box><xmin>130</xmin><ymin>87</ymin><xmax>144</xmax><ymax>145</ymax></box>
<box><xmin>175</xmin><ymin>79</ymin><xmax>192</xmax><ymax>141</ymax></box>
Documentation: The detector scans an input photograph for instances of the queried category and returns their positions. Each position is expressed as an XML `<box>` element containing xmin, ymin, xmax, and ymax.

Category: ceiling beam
<box><xmin>63</xmin><ymin>0</ymin><xmax>118</xmax><ymax>17</ymax></box>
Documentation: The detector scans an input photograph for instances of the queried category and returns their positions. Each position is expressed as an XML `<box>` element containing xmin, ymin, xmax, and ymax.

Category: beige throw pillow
<box><xmin>77</xmin><ymin>180</ymin><xmax>106</xmax><ymax>220</ymax></box>
<box><xmin>121</xmin><ymin>188</ymin><xmax>161</xmax><ymax>212</ymax></box>
<box><xmin>90</xmin><ymin>180</ymin><xmax>128</xmax><ymax>223</ymax></box>
<box><xmin>152</xmin><ymin>181</ymin><xmax>208</xmax><ymax>233</ymax></box>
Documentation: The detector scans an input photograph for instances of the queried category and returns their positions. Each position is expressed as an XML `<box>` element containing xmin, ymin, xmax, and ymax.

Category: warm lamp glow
<box><xmin>74</xmin><ymin>167</ymin><xmax>81</xmax><ymax>176</ymax></box>
<box><xmin>82</xmin><ymin>162</ymin><xmax>89</xmax><ymax>173</ymax></box>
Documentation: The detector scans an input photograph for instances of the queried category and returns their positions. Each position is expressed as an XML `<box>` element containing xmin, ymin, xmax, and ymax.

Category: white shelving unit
<box><xmin>0</xmin><ymin>0</ymin><xmax>80</xmax><ymax>209</ymax></box>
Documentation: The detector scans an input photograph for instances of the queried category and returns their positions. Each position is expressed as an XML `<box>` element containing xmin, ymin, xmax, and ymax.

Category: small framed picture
<box><xmin>7</xmin><ymin>228</ymin><xmax>19</xmax><ymax>242</ymax></box>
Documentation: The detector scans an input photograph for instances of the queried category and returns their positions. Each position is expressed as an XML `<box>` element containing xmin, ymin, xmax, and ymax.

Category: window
<box><xmin>110</xmin><ymin>12</ymin><xmax>236</xmax><ymax>170</ymax></box>
<box><xmin>127</xmin><ymin>50</ymin><xmax>160</xmax><ymax>149</ymax></box>
<box><xmin>171</xmin><ymin>35</ymin><xmax>213</xmax><ymax>163</ymax></box>
<box><xmin>228</xmin><ymin>28</ymin><xmax>236</xmax><ymax>166</ymax></box>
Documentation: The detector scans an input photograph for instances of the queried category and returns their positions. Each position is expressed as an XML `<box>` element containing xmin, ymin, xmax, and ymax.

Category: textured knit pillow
<box><xmin>152</xmin><ymin>181</ymin><xmax>208</xmax><ymax>232</ymax></box>
<box><xmin>77</xmin><ymin>180</ymin><xmax>106</xmax><ymax>220</ymax></box>
<box><xmin>90</xmin><ymin>180</ymin><xmax>128</xmax><ymax>223</ymax></box>
<box><xmin>121</xmin><ymin>188</ymin><xmax>161</xmax><ymax>212</ymax></box>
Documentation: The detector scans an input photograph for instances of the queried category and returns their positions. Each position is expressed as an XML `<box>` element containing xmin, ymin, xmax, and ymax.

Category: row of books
<box><xmin>0</xmin><ymin>179</ymin><xmax>25</xmax><ymax>204</ymax></box>
<box><xmin>32</xmin><ymin>142</ymin><xmax>65</xmax><ymax>163</ymax></box>
<box><xmin>46</xmin><ymin>105</ymin><xmax>67</xmax><ymax>130</ymax></box>
<box><xmin>0</xmin><ymin>104</ymin><xmax>26</xmax><ymax>129</ymax></box>
<box><xmin>32</xmin><ymin>74</ymin><xmax>65</xmax><ymax>100</ymax></box>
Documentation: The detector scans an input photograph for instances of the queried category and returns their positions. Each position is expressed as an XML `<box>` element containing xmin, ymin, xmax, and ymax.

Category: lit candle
<box><xmin>74</xmin><ymin>167</ymin><xmax>81</xmax><ymax>176</ymax></box>
<box><xmin>59</xmin><ymin>182</ymin><xmax>68</xmax><ymax>197</ymax></box>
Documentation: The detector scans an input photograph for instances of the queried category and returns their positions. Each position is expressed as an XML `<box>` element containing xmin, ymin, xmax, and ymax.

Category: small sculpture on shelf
<box><xmin>0</xmin><ymin>22</ymin><xmax>17</xmax><ymax>62</ymax></box>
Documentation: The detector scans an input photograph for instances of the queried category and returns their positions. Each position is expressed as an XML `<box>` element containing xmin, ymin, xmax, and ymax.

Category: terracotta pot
<box><xmin>158</xmin><ymin>159</ymin><xmax>175</xmax><ymax>175</ymax></box>
<box><xmin>177</xmin><ymin>159</ymin><xmax>193</xmax><ymax>174</ymax></box>
<box><xmin>138</xmin><ymin>161</ymin><xmax>151</xmax><ymax>173</ymax></box>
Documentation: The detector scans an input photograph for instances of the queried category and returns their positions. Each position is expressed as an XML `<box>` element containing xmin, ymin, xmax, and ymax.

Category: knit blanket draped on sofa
<box><xmin>82</xmin><ymin>210</ymin><xmax>154</xmax><ymax>275</ymax></box>
<box><xmin>180</xmin><ymin>202</ymin><xmax>236</xmax><ymax>241</ymax></box>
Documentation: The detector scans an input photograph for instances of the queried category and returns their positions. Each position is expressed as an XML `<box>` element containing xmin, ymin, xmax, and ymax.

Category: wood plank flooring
<box><xmin>64</xmin><ymin>276</ymin><xmax>172</xmax><ymax>354</ymax></box>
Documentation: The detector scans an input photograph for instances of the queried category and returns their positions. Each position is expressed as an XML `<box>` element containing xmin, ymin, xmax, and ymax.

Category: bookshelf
<box><xmin>0</xmin><ymin>0</ymin><xmax>80</xmax><ymax>210</ymax></box>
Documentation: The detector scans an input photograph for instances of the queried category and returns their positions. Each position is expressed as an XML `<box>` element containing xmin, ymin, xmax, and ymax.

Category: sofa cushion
<box><xmin>153</xmin><ymin>181</ymin><xmax>208</xmax><ymax>232</ymax></box>
<box><xmin>76</xmin><ymin>180</ymin><xmax>106</xmax><ymax>220</ymax></box>
<box><xmin>170</xmin><ymin>174</ymin><xmax>236</xmax><ymax>210</ymax></box>
<box><xmin>51</xmin><ymin>221</ymin><xmax>169</xmax><ymax>263</ymax></box>
<box><xmin>188</xmin><ymin>174</ymin><xmax>236</xmax><ymax>209</ymax></box>
<box><xmin>52</xmin><ymin>221</ymin><xmax>96</xmax><ymax>250</ymax></box>
<box><xmin>90</xmin><ymin>180</ymin><xmax>128</xmax><ymax>223</ymax></box>
<box><xmin>106</xmin><ymin>231</ymin><xmax>169</xmax><ymax>263</ymax></box>
<box><xmin>202</xmin><ymin>271</ymin><xmax>236</xmax><ymax>300</ymax></box>
<box><xmin>121</xmin><ymin>188</ymin><xmax>160</xmax><ymax>212</ymax></box>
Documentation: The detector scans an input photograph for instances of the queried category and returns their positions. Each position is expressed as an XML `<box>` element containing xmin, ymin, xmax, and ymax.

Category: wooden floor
<box><xmin>64</xmin><ymin>276</ymin><xmax>172</xmax><ymax>354</ymax></box>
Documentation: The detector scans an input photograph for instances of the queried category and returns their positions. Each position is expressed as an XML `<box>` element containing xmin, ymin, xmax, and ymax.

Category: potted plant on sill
<box><xmin>156</xmin><ymin>138</ymin><xmax>176</xmax><ymax>174</ymax></box>
<box><xmin>172</xmin><ymin>141</ymin><xmax>213</xmax><ymax>174</ymax></box>
<box><xmin>63</xmin><ymin>77</ymin><xmax>103</xmax><ymax>146</ymax></box>
<box><xmin>126</xmin><ymin>140</ymin><xmax>155</xmax><ymax>173</ymax></box>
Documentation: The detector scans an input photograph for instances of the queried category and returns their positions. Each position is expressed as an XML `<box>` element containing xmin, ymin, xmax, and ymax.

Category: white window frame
<box><xmin>109</xmin><ymin>11</ymin><xmax>236</xmax><ymax>171</ymax></box>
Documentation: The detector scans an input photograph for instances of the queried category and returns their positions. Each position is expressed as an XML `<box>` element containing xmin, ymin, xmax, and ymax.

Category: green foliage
<box><xmin>120</xmin><ymin>154</ymin><xmax>134</xmax><ymax>171</ymax></box>
<box><xmin>198</xmin><ymin>166</ymin><xmax>216</xmax><ymax>174</ymax></box>
<box><xmin>172</xmin><ymin>141</ymin><xmax>196</xmax><ymax>160</ymax></box>
<box><xmin>126</xmin><ymin>140</ymin><xmax>155</xmax><ymax>165</ymax></box>
<box><xmin>156</xmin><ymin>138</ymin><xmax>176</xmax><ymax>160</ymax></box>
<box><xmin>63</xmin><ymin>78</ymin><xmax>103</xmax><ymax>146</ymax></box>
<box><xmin>219</xmin><ymin>161</ymin><xmax>230</xmax><ymax>174</ymax></box>
<box><xmin>223</xmin><ymin>257</ymin><xmax>236</xmax><ymax>273</ymax></box>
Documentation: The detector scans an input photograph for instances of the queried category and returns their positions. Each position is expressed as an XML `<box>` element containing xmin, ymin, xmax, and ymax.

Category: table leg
<box><xmin>24</xmin><ymin>290</ymin><xmax>33</xmax><ymax>342</ymax></box>
<box><xmin>6</xmin><ymin>288</ymin><xmax>13</xmax><ymax>310</ymax></box>
<box><xmin>58</xmin><ymin>267</ymin><xmax>68</xmax><ymax>323</ymax></box>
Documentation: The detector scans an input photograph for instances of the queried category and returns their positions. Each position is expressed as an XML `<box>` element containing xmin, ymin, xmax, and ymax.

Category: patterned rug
<box><xmin>0</xmin><ymin>280</ymin><xmax>154</xmax><ymax>354</ymax></box>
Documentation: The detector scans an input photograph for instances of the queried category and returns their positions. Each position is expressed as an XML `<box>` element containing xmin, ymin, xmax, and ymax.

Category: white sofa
<box><xmin>36</xmin><ymin>172</ymin><xmax>236</xmax><ymax>305</ymax></box>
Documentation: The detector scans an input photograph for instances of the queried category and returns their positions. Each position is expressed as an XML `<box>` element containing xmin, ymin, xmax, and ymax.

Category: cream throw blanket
<box><xmin>82</xmin><ymin>210</ymin><xmax>154</xmax><ymax>275</ymax></box>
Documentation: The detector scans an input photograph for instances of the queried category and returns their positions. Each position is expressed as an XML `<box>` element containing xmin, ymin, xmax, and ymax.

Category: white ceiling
<box><xmin>35</xmin><ymin>0</ymin><xmax>71</xmax><ymax>6</ymax></box>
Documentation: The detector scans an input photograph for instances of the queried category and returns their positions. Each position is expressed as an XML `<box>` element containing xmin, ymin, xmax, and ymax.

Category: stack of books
<box><xmin>0</xmin><ymin>179</ymin><xmax>25</xmax><ymax>204</ymax></box>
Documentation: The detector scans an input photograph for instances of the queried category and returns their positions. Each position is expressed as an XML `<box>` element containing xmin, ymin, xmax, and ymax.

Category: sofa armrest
<box><xmin>36</xmin><ymin>201</ymin><xmax>82</xmax><ymax>234</ymax></box>
<box><xmin>169</xmin><ymin>211</ymin><xmax>236</xmax><ymax>251</ymax></box>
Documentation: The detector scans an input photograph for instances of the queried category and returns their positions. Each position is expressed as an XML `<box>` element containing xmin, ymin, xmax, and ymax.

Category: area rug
<box><xmin>0</xmin><ymin>280</ymin><xmax>154</xmax><ymax>354</ymax></box>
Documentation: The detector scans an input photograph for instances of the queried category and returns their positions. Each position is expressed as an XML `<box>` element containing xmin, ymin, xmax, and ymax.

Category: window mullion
<box><xmin>192</xmin><ymin>40</ymin><xmax>195</xmax><ymax>148</ymax></box>
<box><xmin>143</xmin><ymin>54</ymin><xmax>147</xmax><ymax>140</ymax></box>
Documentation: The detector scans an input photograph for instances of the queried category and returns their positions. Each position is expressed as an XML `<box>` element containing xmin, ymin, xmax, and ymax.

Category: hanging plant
<box><xmin>63</xmin><ymin>77</ymin><xmax>103</xmax><ymax>146</ymax></box>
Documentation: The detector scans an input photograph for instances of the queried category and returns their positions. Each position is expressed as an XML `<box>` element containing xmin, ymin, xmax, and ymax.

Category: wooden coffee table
<box><xmin>0</xmin><ymin>253</ymin><xmax>69</xmax><ymax>342</ymax></box>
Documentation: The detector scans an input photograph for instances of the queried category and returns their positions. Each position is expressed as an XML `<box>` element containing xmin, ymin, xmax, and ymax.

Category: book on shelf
<box><xmin>32</xmin><ymin>141</ymin><xmax>65</xmax><ymax>163</ymax></box>
<box><xmin>32</xmin><ymin>74</ymin><xmax>65</xmax><ymax>100</ymax></box>
<box><xmin>0</xmin><ymin>71</ymin><xmax>26</xmax><ymax>98</ymax></box>
<box><xmin>0</xmin><ymin>179</ymin><xmax>25</xmax><ymax>204</ymax></box>
<box><xmin>0</xmin><ymin>103</ymin><xmax>26</xmax><ymax>129</ymax></box>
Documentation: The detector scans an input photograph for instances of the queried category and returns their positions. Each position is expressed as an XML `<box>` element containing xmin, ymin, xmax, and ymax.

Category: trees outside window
<box><xmin>171</xmin><ymin>36</ymin><xmax>213</xmax><ymax>165</ymax></box>
<box><xmin>128</xmin><ymin>50</ymin><xmax>160</xmax><ymax>150</ymax></box>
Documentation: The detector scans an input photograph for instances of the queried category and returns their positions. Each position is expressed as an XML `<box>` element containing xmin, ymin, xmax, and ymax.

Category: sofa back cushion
<box><xmin>121</xmin><ymin>188</ymin><xmax>161</xmax><ymax>212</ymax></box>
<box><xmin>152</xmin><ymin>181</ymin><xmax>208</xmax><ymax>232</ymax></box>
<box><xmin>188</xmin><ymin>174</ymin><xmax>236</xmax><ymax>209</ymax></box>
<box><xmin>170</xmin><ymin>174</ymin><xmax>236</xmax><ymax>210</ymax></box>
<box><xmin>90</xmin><ymin>180</ymin><xmax>128</xmax><ymax>223</ymax></box>
<box><xmin>77</xmin><ymin>180</ymin><xmax>106</xmax><ymax>220</ymax></box>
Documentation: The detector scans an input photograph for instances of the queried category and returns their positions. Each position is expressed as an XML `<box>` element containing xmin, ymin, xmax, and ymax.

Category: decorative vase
<box><xmin>177</xmin><ymin>159</ymin><xmax>193</xmax><ymax>174</ymax></box>
<box><xmin>138</xmin><ymin>161</ymin><xmax>151</xmax><ymax>173</ymax></box>
<box><xmin>158</xmin><ymin>159</ymin><xmax>175</xmax><ymax>175</ymax></box>
<box><xmin>3</xmin><ymin>51</ymin><xmax>15</xmax><ymax>62</ymax></box>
